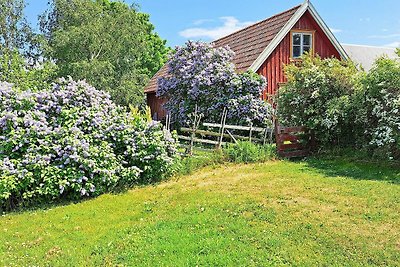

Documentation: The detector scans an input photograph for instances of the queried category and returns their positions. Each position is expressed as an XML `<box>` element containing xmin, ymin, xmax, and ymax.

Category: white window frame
<box><xmin>291</xmin><ymin>32</ymin><xmax>313</xmax><ymax>59</ymax></box>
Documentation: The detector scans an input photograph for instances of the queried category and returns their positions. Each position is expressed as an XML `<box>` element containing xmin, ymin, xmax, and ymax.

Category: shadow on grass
<box><xmin>1</xmin><ymin>197</ymin><xmax>86</xmax><ymax>215</ymax></box>
<box><xmin>0</xmin><ymin>183</ymin><xmax>153</xmax><ymax>215</ymax></box>
<box><xmin>302</xmin><ymin>155</ymin><xmax>400</xmax><ymax>184</ymax></box>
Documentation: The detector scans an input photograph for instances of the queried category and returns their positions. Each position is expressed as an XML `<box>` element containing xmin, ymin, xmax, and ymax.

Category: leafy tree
<box><xmin>0</xmin><ymin>0</ymin><xmax>49</xmax><ymax>90</ymax></box>
<box><xmin>0</xmin><ymin>0</ymin><xmax>40</xmax><ymax>59</ymax></box>
<box><xmin>40</xmin><ymin>0</ymin><xmax>169</xmax><ymax>107</ymax></box>
<box><xmin>0</xmin><ymin>50</ymin><xmax>57</xmax><ymax>91</ymax></box>
<box><xmin>157</xmin><ymin>41</ymin><xmax>273</xmax><ymax>127</ymax></box>
<box><xmin>278</xmin><ymin>52</ymin><xmax>399</xmax><ymax>159</ymax></box>
<box><xmin>0</xmin><ymin>0</ymin><xmax>30</xmax><ymax>52</ymax></box>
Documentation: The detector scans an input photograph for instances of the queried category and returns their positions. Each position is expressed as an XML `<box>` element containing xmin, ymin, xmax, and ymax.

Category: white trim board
<box><xmin>249</xmin><ymin>0</ymin><xmax>348</xmax><ymax>72</ymax></box>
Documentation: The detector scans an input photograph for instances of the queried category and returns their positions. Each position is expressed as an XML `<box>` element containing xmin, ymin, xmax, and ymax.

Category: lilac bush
<box><xmin>0</xmin><ymin>78</ymin><xmax>178</xmax><ymax>210</ymax></box>
<box><xmin>157</xmin><ymin>41</ymin><xmax>272</xmax><ymax>127</ymax></box>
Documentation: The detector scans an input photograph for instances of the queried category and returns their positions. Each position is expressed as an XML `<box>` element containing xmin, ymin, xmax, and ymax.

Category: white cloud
<box><xmin>179</xmin><ymin>16</ymin><xmax>255</xmax><ymax>40</ymax></box>
<box><xmin>385</xmin><ymin>41</ymin><xmax>400</xmax><ymax>48</ymax></box>
<box><xmin>192</xmin><ymin>19</ymin><xmax>214</xmax><ymax>26</ymax></box>
<box><xmin>329</xmin><ymin>27</ymin><xmax>342</xmax><ymax>33</ymax></box>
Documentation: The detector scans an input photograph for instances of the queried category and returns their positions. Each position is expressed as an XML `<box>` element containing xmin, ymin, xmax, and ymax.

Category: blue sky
<box><xmin>25</xmin><ymin>0</ymin><xmax>400</xmax><ymax>48</ymax></box>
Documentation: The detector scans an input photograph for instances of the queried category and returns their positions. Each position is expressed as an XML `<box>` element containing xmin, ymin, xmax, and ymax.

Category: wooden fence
<box><xmin>178</xmin><ymin>122</ymin><xmax>274</xmax><ymax>154</ymax></box>
<box><xmin>169</xmin><ymin>107</ymin><xmax>312</xmax><ymax>158</ymax></box>
<box><xmin>275</xmin><ymin>126</ymin><xmax>314</xmax><ymax>158</ymax></box>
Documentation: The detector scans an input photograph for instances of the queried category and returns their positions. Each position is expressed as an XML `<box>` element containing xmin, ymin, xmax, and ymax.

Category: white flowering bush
<box><xmin>278</xmin><ymin>52</ymin><xmax>400</xmax><ymax>159</ymax></box>
<box><xmin>360</xmin><ymin>57</ymin><xmax>400</xmax><ymax>158</ymax></box>
<box><xmin>277</xmin><ymin>53</ymin><xmax>361</xmax><ymax>146</ymax></box>
<box><xmin>0</xmin><ymin>78</ymin><xmax>178</xmax><ymax>210</ymax></box>
<box><xmin>157</xmin><ymin>41</ymin><xmax>273</xmax><ymax>127</ymax></box>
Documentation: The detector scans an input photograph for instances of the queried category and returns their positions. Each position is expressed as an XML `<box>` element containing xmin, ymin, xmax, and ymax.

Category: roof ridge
<box><xmin>212</xmin><ymin>4</ymin><xmax>302</xmax><ymax>44</ymax></box>
<box><xmin>342</xmin><ymin>43</ymin><xmax>397</xmax><ymax>50</ymax></box>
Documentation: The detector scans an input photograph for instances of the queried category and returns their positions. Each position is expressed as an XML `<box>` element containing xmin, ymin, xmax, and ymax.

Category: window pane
<box><xmin>293</xmin><ymin>46</ymin><xmax>301</xmax><ymax>58</ymax></box>
<box><xmin>303</xmin><ymin>34</ymin><xmax>311</xmax><ymax>46</ymax></box>
<box><xmin>293</xmin><ymin>34</ymin><xmax>301</xmax><ymax>45</ymax></box>
<box><xmin>303</xmin><ymin>45</ymin><xmax>311</xmax><ymax>53</ymax></box>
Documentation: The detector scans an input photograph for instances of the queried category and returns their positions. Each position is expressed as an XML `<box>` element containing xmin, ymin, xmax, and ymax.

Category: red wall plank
<box><xmin>146</xmin><ymin>93</ymin><xmax>167</xmax><ymax>120</ymax></box>
<box><xmin>257</xmin><ymin>10</ymin><xmax>341</xmax><ymax>99</ymax></box>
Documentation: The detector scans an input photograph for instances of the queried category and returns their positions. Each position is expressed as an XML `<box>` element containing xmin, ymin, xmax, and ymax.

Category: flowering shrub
<box><xmin>0</xmin><ymin>78</ymin><xmax>178</xmax><ymax>210</ymax></box>
<box><xmin>277</xmin><ymin>52</ymin><xmax>400</xmax><ymax>159</ymax></box>
<box><xmin>157</xmin><ymin>41</ymin><xmax>272</xmax><ymax>127</ymax></box>
<box><xmin>360</xmin><ymin>57</ymin><xmax>400</xmax><ymax>158</ymax></box>
<box><xmin>277</xmin><ymin>53</ymin><xmax>361</xmax><ymax>146</ymax></box>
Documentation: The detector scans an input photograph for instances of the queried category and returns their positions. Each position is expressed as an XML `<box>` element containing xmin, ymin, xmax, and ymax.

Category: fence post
<box><xmin>262</xmin><ymin>127</ymin><xmax>268</xmax><ymax>145</ymax></box>
<box><xmin>188</xmin><ymin>108</ymin><xmax>196</xmax><ymax>156</ymax></box>
<box><xmin>165</xmin><ymin>112</ymin><xmax>171</xmax><ymax>131</ymax></box>
<box><xmin>218</xmin><ymin>108</ymin><xmax>227</xmax><ymax>149</ymax></box>
<box><xmin>187</xmin><ymin>105</ymin><xmax>200</xmax><ymax>155</ymax></box>
<box><xmin>249</xmin><ymin>122</ymin><xmax>253</xmax><ymax>143</ymax></box>
<box><xmin>226</xmin><ymin>129</ymin><xmax>238</xmax><ymax>144</ymax></box>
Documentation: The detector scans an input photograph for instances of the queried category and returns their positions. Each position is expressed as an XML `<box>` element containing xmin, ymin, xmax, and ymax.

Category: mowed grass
<box><xmin>1</xmin><ymin>158</ymin><xmax>399</xmax><ymax>266</ymax></box>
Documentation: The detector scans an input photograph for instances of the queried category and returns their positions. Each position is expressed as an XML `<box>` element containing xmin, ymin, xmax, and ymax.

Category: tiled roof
<box><xmin>144</xmin><ymin>64</ymin><xmax>168</xmax><ymax>93</ymax></box>
<box><xmin>144</xmin><ymin>4</ymin><xmax>301</xmax><ymax>93</ymax></box>
<box><xmin>212</xmin><ymin>5</ymin><xmax>300</xmax><ymax>72</ymax></box>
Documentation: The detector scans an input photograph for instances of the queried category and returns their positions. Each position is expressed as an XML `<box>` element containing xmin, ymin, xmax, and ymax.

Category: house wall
<box><xmin>257</xmin><ymin>10</ymin><xmax>341</xmax><ymax>100</ymax></box>
<box><xmin>146</xmin><ymin>93</ymin><xmax>167</xmax><ymax>121</ymax></box>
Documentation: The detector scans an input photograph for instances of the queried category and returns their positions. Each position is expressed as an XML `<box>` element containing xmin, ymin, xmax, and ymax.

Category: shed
<box><xmin>144</xmin><ymin>0</ymin><xmax>347</xmax><ymax>119</ymax></box>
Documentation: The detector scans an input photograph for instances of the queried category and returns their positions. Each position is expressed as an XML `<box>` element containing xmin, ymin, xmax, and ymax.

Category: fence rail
<box><xmin>276</xmin><ymin>126</ymin><xmax>313</xmax><ymax>158</ymax></box>
<box><xmin>202</xmin><ymin>123</ymin><xmax>270</xmax><ymax>133</ymax></box>
<box><xmin>178</xmin><ymin>116</ymin><xmax>274</xmax><ymax>154</ymax></box>
<box><xmin>173</xmin><ymin>107</ymin><xmax>311</xmax><ymax>158</ymax></box>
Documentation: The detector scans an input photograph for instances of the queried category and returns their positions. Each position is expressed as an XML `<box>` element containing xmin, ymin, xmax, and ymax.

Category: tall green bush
<box><xmin>277</xmin><ymin>52</ymin><xmax>399</xmax><ymax>159</ymax></box>
<box><xmin>277</xmin><ymin>53</ymin><xmax>362</xmax><ymax>146</ymax></box>
<box><xmin>40</xmin><ymin>0</ymin><xmax>170</xmax><ymax>107</ymax></box>
<box><xmin>360</xmin><ymin>56</ymin><xmax>400</xmax><ymax>158</ymax></box>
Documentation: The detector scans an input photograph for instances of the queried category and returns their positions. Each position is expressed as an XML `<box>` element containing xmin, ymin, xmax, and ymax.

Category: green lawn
<box><xmin>1</xmin><ymin>158</ymin><xmax>399</xmax><ymax>266</ymax></box>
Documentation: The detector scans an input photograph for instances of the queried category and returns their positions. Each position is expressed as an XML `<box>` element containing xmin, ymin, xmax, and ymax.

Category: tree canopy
<box><xmin>40</xmin><ymin>0</ymin><xmax>170</xmax><ymax>107</ymax></box>
<box><xmin>0</xmin><ymin>0</ymin><xmax>42</xmax><ymax>61</ymax></box>
<box><xmin>0</xmin><ymin>0</ymin><xmax>32</xmax><ymax>53</ymax></box>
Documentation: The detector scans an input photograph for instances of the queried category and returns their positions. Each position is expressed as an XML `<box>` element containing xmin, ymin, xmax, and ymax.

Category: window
<box><xmin>291</xmin><ymin>32</ymin><xmax>313</xmax><ymax>58</ymax></box>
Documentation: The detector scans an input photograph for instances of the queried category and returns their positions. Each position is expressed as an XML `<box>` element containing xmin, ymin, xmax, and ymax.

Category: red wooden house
<box><xmin>144</xmin><ymin>0</ymin><xmax>348</xmax><ymax>120</ymax></box>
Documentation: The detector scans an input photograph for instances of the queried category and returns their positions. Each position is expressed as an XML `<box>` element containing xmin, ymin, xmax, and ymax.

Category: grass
<box><xmin>1</xmin><ymin>157</ymin><xmax>399</xmax><ymax>266</ymax></box>
<box><xmin>176</xmin><ymin>148</ymin><xmax>225</xmax><ymax>176</ymax></box>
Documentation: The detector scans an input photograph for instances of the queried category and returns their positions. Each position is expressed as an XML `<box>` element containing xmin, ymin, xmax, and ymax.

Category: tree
<box><xmin>157</xmin><ymin>41</ymin><xmax>273</xmax><ymax>127</ymax></box>
<box><xmin>0</xmin><ymin>50</ymin><xmax>57</xmax><ymax>91</ymax></box>
<box><xmin>0</xmin><ymin>0</ymin><xmax>54</xmax><ymax>89</ymax></box>
<box><xmin>0</xmin><ymin>0</ymin><xmax>39</xmax><ymax>58</ymax></box>
<box><xmin>40</xmin><ymin>0</ymin><xmax>169</xmax><ymax>107</ymax></box>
